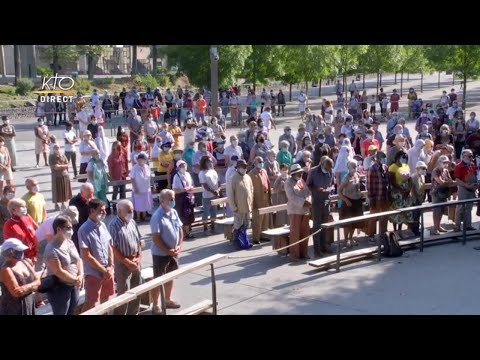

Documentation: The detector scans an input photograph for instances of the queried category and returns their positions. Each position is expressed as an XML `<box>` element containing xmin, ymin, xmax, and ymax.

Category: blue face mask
<box><xmin>169</xmin><ymin>200</ymin><xmax>176</xmax><ymax>208</ymax></box>
<box><xmin>257</xmin><ymin>163</ymin><xmax>264</xmax><ymax>169</ymax></box>
<box><xmin>12</xmin><ymin>250</ymin><xmax>24</xmax><ymax>261</ymax></box>
<box><xmin>464</xmin><ymin>160</ymin><xmax>471</xmax><ymax>165</ymax></box>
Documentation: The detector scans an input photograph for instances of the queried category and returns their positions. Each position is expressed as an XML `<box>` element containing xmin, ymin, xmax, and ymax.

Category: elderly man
<box><xmin>150</xmin><ymin>189</ymin><xmax>183</xmax><ymax>314</ymax></box>
<box><xmin>108</xmin><ymin>199</ymin><xmax>142</xmax><ymax>315</ymax></box>
<box><xmin>307</xmin><ymin>157</ymin><xmax>333</xmax><ymax>257</ymax></box>
<box><xmin>79</xmin><ymin>199</ymin><xmax>114</xmax><ymax>312</ymax></box>
<box><xmin>454</xmin><ymin>149</ymin><xmax>478</xmax><ymax>232</ymax></box>
<box><xmin>227</xmin><ymin>160</ymin><xmax>254</xmax><ymax>249</ymax></box>
<box><xmin>248</xmin><ymin>156</ymin><xmax>272</xmax><ymax>244</ymax></box>
<box><xmin>22</xmin><ymin>178</ymin><xmax>46</xmax><ymax>226</ymax></box>
<box><xmin>69</xmin><ymin>183</ymin><xmax>94</xmax><ymax>251</ymax></box>
<box><xmin>285</xmin><ymin>164</ymin><xmax>312</xmax><ymax>261</ymax></box>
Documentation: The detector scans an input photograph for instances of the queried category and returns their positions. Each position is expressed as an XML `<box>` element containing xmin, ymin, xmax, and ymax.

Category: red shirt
<box><xmin>454</xmin><ymin>161</ymin><xmax>477</xmax><ymax>185</ymax></box>
<box><xmin>108</xmin><ymin>151</ymin><xmax>127</xmax><ymax>180</ymax></box>
<box><xmin>3</xmin><ymin>216</ymin><xmax>38</xmax><ymax>259</ymax></box>
<box><xmin>361</xmin><ymin>139</ymin><xmax>380</xmax><ymax>157</ymax></box>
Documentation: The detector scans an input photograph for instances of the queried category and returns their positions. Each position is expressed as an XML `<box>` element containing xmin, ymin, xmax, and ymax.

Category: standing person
<box><xmin>431</xmin><ymin>155</ymin><xmax>453</xmax><ymax>235</ymax></box>
<box><xmin>108</xmin><ymin>199</ymin><xmax>142</xmax><ymax>315</ymax></box>
<box><xmin>0</xmin><ymin>137</ymin><xmax>13</xmax><ymax>195</ymax></box>
<box><xmin>63</xmin><ymin>121</ymin><xmax>79</xmax><ymax>179</ymax></box>
<box><xmin>44</xmin><ymin>216</ymin><xmax>83</xmax><ymax>315</ymax></box>
<box><xmin>22</xmin><ymin>178</ymin><xmax>46</xmax><ymax>225</ymax></box>
<box><xmin>78</xmin><ymin>130</ymin><xmax>98</xmax><ymax>183</ymax></box>
<box><xmin>272</xmin><ymin>163</ymin><xmax>289</xmax><ymax>227</ymax></box>
<box><xmin>34</xmin><ymin>118</ymin><xmax>50</xmax><ymax>168</ymax></box>
<box><xmin>307</xmin><ymin>157</ymin><xmax>334</xmax><ymax>257</ymax></box>
<box><xmin>107</xmin><ymin>141</ymin><xmax>128</xmax><ymax>202</ymax></box>
<box><xmin>127</xmin><ymin>108</ymin><xmax>143</xmax><ymax>152</ymax></box>
<box><xmin>0</xmin><ymin>186</ymin><xmax>15</xmax><ymax>245</ymax></box>
<box><xmin>411</xmin><ymin>161</ymin><xmax>427</xmax><ymax>236</ymax></box>
<box><xmin>298</xmin><ymin>91</ymin><xmax>308</xmax><ymax>119</ymax></box>
<box><xmin>454</xmin><ymin>149</ymin><xmax>478</xmax><ymax>232</ymax></box>
<box><xmin>227</xmin><ymin>160</ymin><xmax>254</xmax><ymax>249</ymax></box>
<box><xmin>130</xmin><ymin>153</ymin><xmax>152</xmax><ymax>222</ymax></box>
<box><xmin>112</xmin><ymin>91</ymin><xmax>120</xmax><ymax>116</ymax></box>
<box><xmin>276</xmin><ymin>90</ymin><xmax>286</xmax><ymax>117</ymax></box>
<box><xmin>0</xmin><ymin>116</ymin><xmax>17</xmax><ymax>172</ymax></box>
<box><xmin>86</xmin><ymin>151</ymin><xmax>109</xmax><ymax>209</ymax></box>
<box><xmin>199</xmin><ymin>156</ymin><xmax>220</xmax><ymax>233</ymax></box>
<box><xmin>79</xmin><ymin>199</ymin><xmax>115</xmax><ymax>312</ymax></box>
<box><xmin>150</xmin><ymin>189</ymin><xmax>183</xmax><ymax>314</ymax></box>
<box><xmin>0</xmin><ymin>239</ymin><xmax>40</xmax><ymax>315</ymax></box>
<box><xmin>49</xmin><ymin>144</ymin><xmax>73</xmax><ymax>211</ymax></box>
<box><xmin>69</xmin><ymin>183</ymin><xmax>94</xmax><ymax>251</ymax></box>
<box><xmin>388</xmin><ymin>150</ymin><xmax>413</xmax><ymax>230</ymax></box>
<box><xmin>248</xmin><ymin>156</ymin><xmax>273</xmax><ymax>244</ymax></box>
<box><xmin>284</xmin><ymin>164</ymin><xmax>312</xmax><ymax>261</ymax></box>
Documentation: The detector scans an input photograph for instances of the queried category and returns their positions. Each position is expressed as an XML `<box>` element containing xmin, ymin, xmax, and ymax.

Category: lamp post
<box><xmin>210</xmin><ymin>46</ymin><xmax>219</xmax><ymax>117</ymax></box>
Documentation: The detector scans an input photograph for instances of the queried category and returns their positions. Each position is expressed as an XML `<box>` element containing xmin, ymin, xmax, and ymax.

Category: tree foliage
<box><xmin>77</xmin><ymin>45</ymin><xmax>108</xmax><ymax>80</ymax></box>
<box><xmin>40</xmin><ymin>45</ymin><xmax>78</xmax><ymax>74</ymax></box>
<box><xmin>164</xmin><ymin>45</ymin><xmax>252</xmax><ymax>88</ymax></box>
<box><xmin>242</xmin><ymin>45</ymin><xmax>286</xmax><ymax>89</ymax></box>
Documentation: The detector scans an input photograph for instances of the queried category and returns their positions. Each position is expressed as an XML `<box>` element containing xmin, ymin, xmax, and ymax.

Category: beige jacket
<box><xmin>227</xmin><ymin>171</ymin><xmax>254</xmax><ymax>214</ymax></box>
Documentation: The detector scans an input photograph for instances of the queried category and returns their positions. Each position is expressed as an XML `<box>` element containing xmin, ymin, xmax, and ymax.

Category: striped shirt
<box><xmin>108</xmin><ymin>216</ymin><xmax>141</xmax><ymax>258</ymax></box>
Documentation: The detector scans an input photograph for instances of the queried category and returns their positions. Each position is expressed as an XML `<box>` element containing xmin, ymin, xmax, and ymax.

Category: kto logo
<box><xmin>33</xmin><ymin>74</ymin><xmax>76</xmax><ymax>102</ymax></box>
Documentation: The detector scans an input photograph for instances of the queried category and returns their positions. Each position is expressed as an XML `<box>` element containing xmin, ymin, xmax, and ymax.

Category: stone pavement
<box><xmin>9</xmin><ymin>72</ymin><xmax>480</xmax><ymax>314</ymax></box>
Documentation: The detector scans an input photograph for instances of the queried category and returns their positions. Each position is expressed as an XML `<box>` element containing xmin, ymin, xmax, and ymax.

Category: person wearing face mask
<box><xmin>167</xmin><ymin>146</ymin><xmax>185</xmax><ymax>186</ymax></box>
<box><xmin>224</xmin><ymin>135</ymin><xmax>243</xmax><ymax>167</ymax></box>
<box><xmin>275</xmin><ymin>140</ymin><xmax>292</xmax><ymax>168</ymax></box>
<box><xmin>415</xmin><ymin>112</ymin><xmax>430</xmax><ymax>133</ymax></box>
<box><xmin>388</xmin><ymin>150</ymin><xmax>414</xmax><ymax>230</ymax></box>
<box><xmin>87</xmin><ymin>115</ymin><xmax>100</xmax><ymax>140</ymax></box>
<box><xmin>416</xmin><ymin>124</ymin><xmax>433</xmax><ymax>142</ymax></box>
<box><xmin>447</xmin><ymin>101</ymin><xmax>461</xmax><ymax>122</ymax></box>
<box><xmin>49</xmin><ymin>144</ymin><xmax>72</xmax><ymax>211</ymax></box>
<box><xmin>453</xmin><ymin>111</ymin><xmax>467</xmax><ymax>160</ymax></box>
<box><xmin>156</xmin><ymin>142</ymin><xmax>174</xmax><ymax>191</ymax></box>
<box><xmin>0</xmin><ymin>186</ymin><xmax>14</xmax><ymax>244</ymax></box>
<box><xmin>79</xmin><ymin>130</ymin><xmax>99</xmax><ymax>183</ymax></box>
<box><xmin>130</xmin><ymin>152</ymin><xmax>152</xmax><ymax>223</ymax></box>
<box><xmin>0</xmin><ymin>116</ymin><xmax>16</xmax><ymax>172</ymax></box>
<box><xmin>365</xmin><ymin>151</ymin><xmax>390</xmax><ymax>242</ymax></box>
<box><xmin>358</xmin><ymin>128</ymin><xmax>378</xmax><ymax>159</ymax></box>
<box><xmin>3</xmin><ymin>199</ymin><xmax>39</xmax><ymax>264</ymax></box>
<box><xmin>78</xmin><ymin>199</ymin><xmax>114</xmax><ymax>312</ymax></box>
<box><xmin>0</xmin><ymin>238</ymin><xmax>40</xmax><ymax>315</ymax></box>
<box><xmin>296</xmin><ymin>124</ymin><xmax>311</xmax><ymax>153</ymax></box>
<box><xmin>227</xmin><ymin>159</ymin><xmax>254</xmax><ymax>249</ymax></box>
<box><xmin>172</xmin><ymin>161</ymin><xmax>195</xmax><ymax>238</ymax></box>
<box><xmin>306</xmin><ymin>157</ymin><xmax>334</xmax><ymax>256</ymax></box>
<box><xmin>149</xmin><ymin>189</ymin><xmax>183</xmax><ymax>313</ymax></box>
<box><xmin>168</xmin><ymin>118</ymin><xmax>183</xmax><ymax>147</ymax></box>
<box><xmin>210</xmin><ymin>116</ymin><xmax>225</xmax><ymax>140</ymax></box>
<box><xmin>362</xmin><ymin>145</ymin><xmax>378</xmax><ymax>171</ymax></box>
<box><xmin>86</xmin><ymin>150</ymin><xmax>110</xmax><ymax>212</ymax></box>
<box><xmin>430</xmin><ymin>156</ymin><xmax>453</xmax><ymax>235</ymax></box>
<box><xmin>387</xmin><ymin>135</ymin><xmax>406</xmax><ymax>167</ymax></box>
<box><xmin>454</xmin><ymin>149</ymin><xmax>478</xmax><ymax>232</ymax></box>
<box><xmin>43</xmin><ymin>216</ymin><xmax>83</xmax><ymax>315</ymax></box>
<box><xmin>107</xmin><ymin>199</ymin><xmax>142</xmax><ymax>315</ymax></box>
<box><xmin>465</xmin><ymin>112</ymin><xmax>479</xmax><ymax>138</ymax></box>
<box><xmin>249</xmin><ymin>133</ymin><xmax>270</xmax><ymax>165</ymax></box>
<box><xmin>284</xmin><ymin>164</ymin><xmax>311</xmax><ymax>260</ymax></box>
<box><xmin>192</xmin><ymin>141</ymin><xmax>216</xmax><ymax>183</ymax></box>
<box><xmin>0</xmin><ymin>136</ymin><xmax>13</xmax><ymax>195</ymax></box>
<box><xmin>407</xmin><ymin>139</ymin><xmax>426</xmax><ymax>176</ymax></box>
<box><xmin>21</xmin><ymin>178</ymin><xmax>46</xmax><ymax>226</ymax></box>
<box><xmin>265</xmin><ymin>150</ymin><xmax>280</xmax><ymax>184</ymax></box>
<box><xmin>272</xmin><ymin>164</ymin><xmax>290</xmax><ymax>228</ymax></box>
<box><xmin>410</xmin><ymin>161</ymin><xmax>427</xmax><ymax>235</ymax></box>
<box><xmin>34</xmin><ymin>117</ymin><xmax>50</xmax><ymax>168</ymax></box>
<box><xmin>127</xmin><ymin>108</ymin><xmax>143</xmax><ymax>151</ymax></box>
<box><xmin>183</xmin><ymin>119</ymin><xmax>198</xmax><ymax>146</ymax></box>
<box><xmin>248</xmin><ymin>156</ymin><xmax>273</xmax><ymax>244</ymax></box>
<box><xmin>213</xmin><ymin>138</ymin><xmax>227</xmax><ymax>183</ymax></box>
<box><xmin>69</xmin><ymin>183</ymin><xmax>94</xmax><ymax>252</ymax></box>
<box><xmin>199</xmin><ymin>156</ymin><xmax>220</xmax><ymax>233</ymax></box>
<box><xmin>278</xmin><ymin>126</ymin><xmax>296</xmax><ymax>157</ymax></box>
<box><xmin>434</xmin><ymin>125</ymin><xmax>454</xmax><ymax>150</ymax></box>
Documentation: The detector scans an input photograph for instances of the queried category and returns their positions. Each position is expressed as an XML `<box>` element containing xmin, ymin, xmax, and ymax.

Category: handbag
<box><xmin>37</xmin><ymin>274</ymin><xmax>60</xmax><ymax>293</ymax></box>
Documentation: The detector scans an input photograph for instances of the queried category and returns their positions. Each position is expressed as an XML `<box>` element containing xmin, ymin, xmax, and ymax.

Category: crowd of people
<box><xmin>0</xmin><ymin>80</ymin><xmax>479</xmax><ymax>315</ymax></box>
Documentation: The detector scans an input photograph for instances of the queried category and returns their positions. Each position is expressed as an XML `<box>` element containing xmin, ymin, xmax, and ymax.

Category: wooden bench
<box><xmin>215</xmin><ymin>217</ymin><xmax>234</xmax><ymax>241</ymax></box>
<box><xmin>173</xmin><ymin>299</ymin><xmax>215</xmax><ymax>315</ymax></box>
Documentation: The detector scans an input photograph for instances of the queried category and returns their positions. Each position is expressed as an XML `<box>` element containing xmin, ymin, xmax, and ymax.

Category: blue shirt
<box><xmin>79</xmin><ymin>218</ymin><xmax>112</xmax><ymax>278</ymax></box>
<box><xmin>150</xmin><ymin>207</ymin><xmax>183</xmax><ymax>257</ymax></box>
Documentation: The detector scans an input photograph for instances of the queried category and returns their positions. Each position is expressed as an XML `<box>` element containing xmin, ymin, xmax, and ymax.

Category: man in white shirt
<box><xmin>77</xmin><ymin>106</ymin><xmax>90</xmax><ymax>134</ymax></box>
<box><xmin>90</xmin><ymin>89</ymin><xmax>99</xmax><ymax>107</ymax></box>
<box><xmin>64</xmin><ymin>121</ymin><xmax>79</xmax><ymax>178</ymax></box>
<box><xmin>224</xmin><ymin>135</ymin><xmax>243</xmax><ymax>167</ymax></box>
<box><xmin>260</xmin><ymin>107</ymin><xmax>276</xmax><ymax>131</ymax></box>
<box><xmin>183</xmin><ymin>116</ymin><xmax>198</xmax><ymax>146</ymax></box>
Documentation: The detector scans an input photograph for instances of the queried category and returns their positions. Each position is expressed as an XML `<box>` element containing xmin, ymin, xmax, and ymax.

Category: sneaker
<box><xmin>35</xmin><ymin>164</ymin><xmax>39</xmax><ymax>168</ymax></box>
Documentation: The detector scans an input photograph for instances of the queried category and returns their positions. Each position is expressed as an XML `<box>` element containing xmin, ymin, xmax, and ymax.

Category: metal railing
<box><xmin>321</xmin><ymin>197</ymin><xmax>480</xmax><ymax>272</ymax></box>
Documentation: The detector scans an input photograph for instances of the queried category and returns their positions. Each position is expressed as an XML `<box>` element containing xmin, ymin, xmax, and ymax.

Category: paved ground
<box><xmin>10</xmin><ymin>72</ymin><xmax>480</xmax><ymax>314</ymax></box>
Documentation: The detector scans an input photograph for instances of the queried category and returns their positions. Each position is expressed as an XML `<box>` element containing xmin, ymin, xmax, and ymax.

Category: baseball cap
<box><xmin>368</xmin><ymin>145</ymin><xmax>378</xmax><ymax>152</ymax></box>
<box><xmin>236</xmin><ymin>159</ymin><xmax>248</xmax><ymax>168</ymax></box>
<box><xmin>1</xmin><ymin>238</ymin><xmax>28</xmax><ymax>253</ymax></box>
<box><xmin>176</xmin><ymin>160</ymin><xmax>186</xmax><ymax>168</ymax></box>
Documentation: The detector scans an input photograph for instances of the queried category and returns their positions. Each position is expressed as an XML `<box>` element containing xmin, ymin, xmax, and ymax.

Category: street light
<box><xmin>210</xmin><ymin>46</ymin><xmax>219</xmax><ymax>117</ymax></box>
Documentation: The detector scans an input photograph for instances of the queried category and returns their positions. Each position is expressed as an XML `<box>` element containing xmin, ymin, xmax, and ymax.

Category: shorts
<box><xmin>152</xmin><ymin>255</ymin><xmax>179</xmax><ymax>278</ymax></box>
<box><xmin>84</xmin><ymin>274</ymin><xmax>115</xmax><ymax>305</ymax></box>
<box><xmin>0</xmin><ymin>169</ymin><xmax>12</xmax><ymax>181</ymax></box>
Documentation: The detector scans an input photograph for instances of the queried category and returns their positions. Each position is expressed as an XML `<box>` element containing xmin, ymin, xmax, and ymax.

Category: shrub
<box><xmin>74</xmin><ymin>78</ymin><xmax>91</xmax><ymax>95</ymax></box>
<box><xmin>0</xmin><ymin>86</ymin><xmax>15</xmax><ymax>96</ymax></box>
<box><xmin>36</xmin><ymin>66</ymin><xmax>53</xmax><ymax>78</ymax></box>
<box><xmin>133</xmin><ymin>74</ymin><xmax>158</xmax><ymax>89</ymax></box>
<box><xmin>15</xmin><ymin>78</ymin><xmax>34</xmax><ymax>96</ymax></box>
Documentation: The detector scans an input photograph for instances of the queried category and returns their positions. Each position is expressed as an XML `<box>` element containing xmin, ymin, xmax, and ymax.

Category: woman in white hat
<box><xmin>172</xmin><ymin>160</ymin><xmax>195</xmax><ymax>238</ymax></box>
<box><xmin>78</xmin><ymin>130</ymin><xmax>99</xmax><ymax>183</ymax></box>
<box><xmin>0</xmin><ymin>238</ymin><xmax>40</xmax><ymax>315</ymax></box>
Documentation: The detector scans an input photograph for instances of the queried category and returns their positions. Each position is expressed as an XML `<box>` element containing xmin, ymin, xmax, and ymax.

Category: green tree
<box><xmin>151</xmin><ymin>45</ymin><xmax>158</xmax><ymax>76</ymax></box>
<box><xmin>77</xmin><ymin>45</ymin><xmax>108</xmax><ymax>80</ymax></box>
<box><xmin>242</xmin><ymin>45</ymin><xmax>286</xmax><ymax>91</ymax></box>
<box><xmin>40</xmin><ymin>45</ymin><xmax>78</xmax><ymax>75</ymax></box>
<box><xmin>333</xmin><ymin>45</ymin><xmax>369</xmax><ymax>94</ymax></box>
<box><xmin>131</xmin><ymin>45</ymin><xmax>138</xmax><ymax>75</ymax></box>
<box><xmin>400</xmin><ymin>45</ymin><xmax>429</xmax><ymax>95</ymax></box>
<box><xmin>163</xmin><ymin>45</ymin><xmax>252</xmax><ymax>88</ymax></box>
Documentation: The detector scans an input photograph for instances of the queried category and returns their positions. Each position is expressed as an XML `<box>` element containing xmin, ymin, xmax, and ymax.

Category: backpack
<box><xmin>381</xmin><ymin>231</ymin><xmax>403</xmax><ymax>257</ymax></box>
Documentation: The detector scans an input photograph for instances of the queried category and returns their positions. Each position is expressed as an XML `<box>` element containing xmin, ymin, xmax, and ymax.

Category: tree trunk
<box><xmin>14</xmin><ymin>45</ymin><xmax>21</xmax><ymax>84</ymax></box>
<box><xmin>380</xmin><ymin>72</ymin><xmax>383</xmax><ymax>86</ymax></box>
<box><xmin>131</xmin><ymin>45</ymin><xmax>138</xmax><ymax>76</ymax></box>
<box><xmin>421</xmin><ymin>73</ymin><xmax>424</xmax><ymax>93</ymax></box>
<box><xmin>152</xmin><ymin>45</ymin><xmax>158</xmax><ymax>76</ymax></box>
<box><xmin>0</xmin><ymin>45</ymin><xmax>6</xmax><ymax>78</ymax></box>
<box><xmin>252</xmin><ymin>56</ymin><xmax>256</xmax><ymax>92</ymax></box>
<box><xmin>400</xmin><ymin>71</ymin><xmax>403</xmax><ymax>97</ymax></box>
<box><xmin>462</xmin><ymin>73</ymin><xmax>467</xmax><ymax>110</ymax></box>
<box><xmin>305</xmin><ymin>81</ymin><xmax>308</xmax><ymax>96</ymax></box>
<box><xmin>438</xmin><ymin>71</ymin><xmax>441</xmax><ymax>88</ymax></box>
<box><xmin>394</xmin><ymin>72</ymin><xmax>397</xmax><ymax>84</ymax></box>
<box><xmin>52</xmin><ymin>45</ymin><xmax>59</xmax><ymax>75</ymax></box>
<box><xmin>318</xmin><ymin>78</ymin><xmax>322</xmax><ymax>97</ymax></box>
<box><xmin>363</xmin><ymin>73</ymin><xmax>365</xmax><ymax>89</ymax></box>
<box><xmin>289</xmin><ymin>83</ymin><xmax>292</xmax><ymax>102</ymax></box>
<box><xmin>452</xmin><ymin>73</ymin><xmax>455</xmax><ymax>86</ymax></box>
<box><xmin>376</xmin><ymin>72</ymin><xmax>379</xmax><ymax>96</ymax></box>
<box><xmin>87</xmin><ymin>55</ymin><xmax>95</xmax><ymax>80</ymax></box>
<box><xmin>407</xmin><ymin>73</ymin><xmax>410</xmax><ymax>81</ymax></box>
<box><xmin>343</xmin><ymin>73</ymin><xmax>347</xmax><ymax>95</ymax></box>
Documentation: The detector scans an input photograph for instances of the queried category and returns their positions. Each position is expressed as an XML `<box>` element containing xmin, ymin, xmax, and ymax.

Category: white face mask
<box><xmin>441</xmin><ymin>130</ymin><xmax>448</xmax><ymax>135</ymax></box>
<box><xmin>321</xmin><ymin>167</ymin><xmax>328</xmax><ymax>174</ymax></box>
<box><xmin>97</xmin><ymin>214</ymin><xmax>106</xmax><ymax>222</ymax></box>
<box><xmin>237</xmin><ymin>167</ymin><xmax>246</xmax><ymax>175</ymax></box>
<box><xmin>6</xmin><ymin>192</ymin><xmax>14</xmax><ymax>200</ymax></box>
<box><xmin>92</xmin><ymin>120</ymin><xmax>97</xmax><ymax>125</ymax></box>
<box><xmin>64</xmin><ymin>229</ymin><xmax>74</xmax><ymax>239</ymax></box>
<box><xmin>231</xmin><ymin>140</ymin><xmax>238</xmax><ymax>147</ymax></box>
<box><xmin>38</xmin><ymin>121</ymin><xmax>44</xmax><ymax>126</ymax></box>
<box><xmin>280</xmin><ymin>170</ymin><xmax>288</xmax><ymax>178</ymax></box>
<box><xmin>174</xmin><ymin>153</ymin><xmax>182</xmax><ymax>160</ymax></box>
<box><xmin>179</xmin><ymin>168</ymin><xmax>186</xmax><ymax>175</ymax></box>
<box><xmin>367</xmin><ymin>135</ymin><xmax>373</xmax><ymax>140</ymax></box>
<box><xmin>32</xmin><ymin>185</ymin><xmax>39</xmax><ymax>193</ymax></box>
<box><xmin>400</xmin><ymin>158</ymin><xmax>408</xmax><ymax>164</ymax></box>
<box><xmin>3</xmin><ymin>120</ymin><xmax>9</xmax><ymax>125</ymax></box>
<box><xmin>19</xmin><ymin>207</ymin><xmax>28</xmax><ymax>216</ymax></box>
<box><xmin>125</xmin><ymin>213</ymin><xmax>133</xmax><ymax>222</ymax></box>
<box><xmin>419</xmin><ymin>169</ymin><xmax>427</xmax><ymax>176</ymax></box>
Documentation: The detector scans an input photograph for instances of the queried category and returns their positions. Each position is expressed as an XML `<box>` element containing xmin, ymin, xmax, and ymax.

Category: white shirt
<box><xmin>91</xmin><ymin>93</ymin><xmax>99</xmax><ymax>106</ymax></box>
<box><xmin>260</xmin><ymin>111</ymin><xmax>273</xmax><ymax>129</ymax></box>
<box><xmin>183</xmin><ymin>127</ymin><xmax>197</xmax><ymax>146</ymax></box>
<box><xmin>225</xmin><ymin>167</ymin><xmax>237</xmax><ymax>197</ymax></box>
<box><xmin>63</xmin><ymin>130</ymin><xmax>77</xmax><ymax>152</ymax></box>
<box><xmin>172</xmin><ymin>171</ymin><xmax>193</xmax><ymax>190</ymax></box>
<box><xmin>77</xmin><ymin>110</ymin><xmax>89</xmax><ymax>134</ymax></box>
<box><xmin>199</xmin><ymin>169</ymin><xmax>219</xmax><ymax>199</ymax></box>
<box><xmin>130</xmin><ymin>164</ymin><xmax>151</xmax><ymax>193</ymax></box>
<box><xmin>224</xmin><ymin>144</ymin><xmax>243</xmax><ymax>161</ymax></box>
<box><xmin>79</xmin><ymin>141</ymin><xmax>96</xmax><ymax>164</ymax></box>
